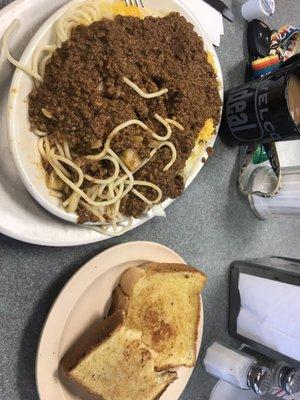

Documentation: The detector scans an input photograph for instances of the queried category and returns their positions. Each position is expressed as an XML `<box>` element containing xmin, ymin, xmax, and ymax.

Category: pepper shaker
<box><xmin>274</xmin><ymin>363</ymin><xmax>300</xmax><ymax>394</ymax></box>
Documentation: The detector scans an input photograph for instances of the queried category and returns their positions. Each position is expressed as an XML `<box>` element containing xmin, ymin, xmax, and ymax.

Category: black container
<box><xmin>220</xmin><ymin>55</ymin><xmax>300</xmax><ymax>146</ymax></box>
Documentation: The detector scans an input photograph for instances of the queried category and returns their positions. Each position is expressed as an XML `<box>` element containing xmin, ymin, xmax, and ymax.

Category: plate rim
<box><xmin>6</xmin><ymin>0</ymin><xmax>223</xmax><ymax>244</ymax></box>
<box><xmin>35</xmin><ymin>241</ymin><xmax>204</xmax><ymax>400</ymax></box>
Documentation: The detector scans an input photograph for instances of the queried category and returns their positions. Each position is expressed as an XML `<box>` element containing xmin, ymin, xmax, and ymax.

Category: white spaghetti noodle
<box><xmin>32</xmin><ymin>45</ymin><xmax>56</xmax><ymax>84</ymax></box>
<box><xmin>107</xmin><ymin>148</ymin><xmax>135</xmax><ymax>198</ymax></box>
<box><xmin>34</xmin><ymin>129</ymin><xmax>47</xmax><ymax>137</ymax></box>
<box><xmin>87</xmin><ymin>217</ymin><xmax>134</xmax><ymax>237</ymax></box>
<box><xmin>150</xmin><ymin>141</ymin><xmax>177</xmax><ymax>171</ymax></box>
<box><xmin>55</xmin><ymin>141</ymin><xmax>65</xmax><ymax>157</ymax></box>
<box><xmin>38</xmin><ymin>137</ymin><xmax>47</xmax><ymax>160</ymax></box>
<box><xmin>131</xmin><ymin>181</ymin><xmax>163</xmax><ymax>204</ymax></box>
<box><xmin>63</xmin><ymin>140</ymin><xmax>72</xmax><ymax>160</ymax></box>
<box><xmin>123</xmin><ymin>77</ymin><xmax>169</xmax><ymax>99</ymax></box>
<box><xmin>86</xmin><ymin>115</ymin><xmax>173</xmax><ymax>162</ymax></box>
<box><xmin>165</xmin><ymin>118</ymin><xmax>185</xmax><ymax>131</ymax></box>
<box><xmin>55</xmin><ymin>1</ymin><xmax>102</xmax><ymax>44</ymax></box>
<box><xmin>153</xmin><ymin>114</ymin><xmax>172</xmax><ymax>141</ymax></box>
<box><xmin>49</xmin><ymin>189</ymin><xmax>63</xmax><ymax>198</ymax></box>
<box><xmin>3</xmin><ymin>20</ymin><xmax>43</xmax><ymax>82</ymax></box>
<box><xmin>84</xmin><ymin>156</ymin><xmax>120</xmax><ymax>184</ymax></box>
<box><xmin>80</xmin><ymin>200</ymin><xmax>106</xmax><ymax>222</ymax></box>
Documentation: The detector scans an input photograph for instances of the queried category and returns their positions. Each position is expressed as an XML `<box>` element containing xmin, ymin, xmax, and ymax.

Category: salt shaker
<box><xmin>274</xmin><ymin>363</ymin><xmax>300</xmax><ymax>395</ymax></box>
<box><xmin>203</xmin><ymin>342</ymin><xmax>272</xmax><ymax>395</ymax></box>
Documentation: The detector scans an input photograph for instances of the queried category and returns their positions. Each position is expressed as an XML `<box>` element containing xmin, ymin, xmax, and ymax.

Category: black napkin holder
<box><xmin>229</xmin><ymin>256</ymin><xmax>300</xmax><ymax>368</ymax></box>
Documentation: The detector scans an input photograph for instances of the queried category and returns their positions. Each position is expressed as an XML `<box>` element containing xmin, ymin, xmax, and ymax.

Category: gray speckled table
<box><xmin>1</xmin><ymin>1</ymin><xmax>300</xmax><ymax>399</ymax></box>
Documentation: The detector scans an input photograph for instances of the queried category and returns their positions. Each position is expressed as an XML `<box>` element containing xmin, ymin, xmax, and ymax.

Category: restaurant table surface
<box><xmin>1</xmin><ymin>1</ymin><xmax>300</xmax><ymax>399</ymax></box>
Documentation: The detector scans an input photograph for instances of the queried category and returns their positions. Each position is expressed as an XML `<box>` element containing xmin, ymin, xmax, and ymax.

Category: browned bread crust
<box><xmin>145</xmin><ymin>262</ymin><xmax>207</xmax><ymax>277</ymax></box>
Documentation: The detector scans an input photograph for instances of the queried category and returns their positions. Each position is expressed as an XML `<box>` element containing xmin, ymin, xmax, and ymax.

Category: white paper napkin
<box><xmin>237</xmin><ymin>273</ymin><xmax>300</xmax><ymax>362</ymax></box>
<box><xmin>183</xmin><ymin>0</ymin><xmax>224</xmax><ymax>46</ymax></box>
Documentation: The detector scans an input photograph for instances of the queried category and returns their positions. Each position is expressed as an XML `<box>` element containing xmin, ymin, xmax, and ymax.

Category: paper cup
<box><xmin>241</xmin><ymin>0</ymin><xmax>275</xmax><ymax>21</ymax></box>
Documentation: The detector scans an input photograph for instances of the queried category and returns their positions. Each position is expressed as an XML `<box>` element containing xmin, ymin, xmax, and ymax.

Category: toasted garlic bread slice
<box><xmin>112</xmin><ymin>263</ymin><xmax>207</xmax><ymax>371</ymax></box>
<box><xmin>68</xmin><ymin>311</ymin><xmax>176</xmax><ymax>400</ymax></box>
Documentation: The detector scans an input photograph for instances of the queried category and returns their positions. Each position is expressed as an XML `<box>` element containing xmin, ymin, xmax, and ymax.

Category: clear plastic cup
<box><xmin>241</xmin><ymin>0</ymin><xmax>275</xmax><ymax>21</ymax></box>
<box><xmin>248</xmin><ymin>166</ymin><xmax>300</xmax><ymax>220</ymax></box>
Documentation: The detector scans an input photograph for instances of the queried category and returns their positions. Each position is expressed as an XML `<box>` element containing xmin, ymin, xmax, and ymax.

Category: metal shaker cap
<box><xmin>247</xmin><ymin>364</ymin><xmax>272</xmax><ymax>395</ymax></box>
<box><xmin>280</xmin><ymin>367</ymin><xmax>300</xmax><ymax>395</ymax></box>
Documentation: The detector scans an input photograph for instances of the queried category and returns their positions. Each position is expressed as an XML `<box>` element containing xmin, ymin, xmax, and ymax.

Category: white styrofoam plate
<box><xmin>1</xmin><ymin>0</ymin><xmax>223</xmax><ymax>246</ymax></box>
<box><xmin>36</xmin><ymin>242</ymin><xmax>204</xmax><ymax>400</ymax></box>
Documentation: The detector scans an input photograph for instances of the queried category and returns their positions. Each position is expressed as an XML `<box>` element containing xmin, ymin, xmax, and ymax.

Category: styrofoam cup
<box><xmin>241</xmin><ymin>0</ymin><xmax>275</xmax><ymax>21</ymax></box>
